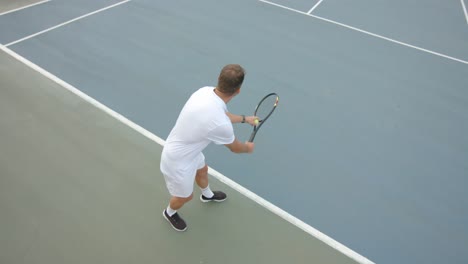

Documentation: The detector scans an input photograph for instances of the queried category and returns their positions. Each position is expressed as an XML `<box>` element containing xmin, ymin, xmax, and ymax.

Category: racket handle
<box><xmin>248</xmin><ymin>132</ymin><xmax>256</xmax><ymax>142</ymax></box>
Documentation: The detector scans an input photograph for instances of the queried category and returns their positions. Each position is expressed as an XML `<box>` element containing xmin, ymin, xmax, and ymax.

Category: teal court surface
<box><xmin>1</xmin><ymin>1</ymin><xmax>467</xmax><ymax>264</ymax></box>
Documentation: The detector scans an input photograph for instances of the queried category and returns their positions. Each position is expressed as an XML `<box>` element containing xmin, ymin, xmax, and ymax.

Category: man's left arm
<box><xmin>226</xmin><ymin>112</ymin><xmax>257</xmax><ymax>125</ymax></box>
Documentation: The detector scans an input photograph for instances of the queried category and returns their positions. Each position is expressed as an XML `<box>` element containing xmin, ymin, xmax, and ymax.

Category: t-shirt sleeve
<box><xmin>207</xmin><ymin>123</ymin><xmax>235</xmax><ymax>145</ymax></box>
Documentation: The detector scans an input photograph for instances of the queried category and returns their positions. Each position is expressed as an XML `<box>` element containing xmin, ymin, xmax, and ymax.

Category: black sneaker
<box><xmin>200</xmin><ymin>191</ymin><xmax>227</xmax><ymax>203</ymax></box>
<box><xmin>163</xmin><ymin>210</ymin><xmax>187</xmax><ymax>231</ymax></box>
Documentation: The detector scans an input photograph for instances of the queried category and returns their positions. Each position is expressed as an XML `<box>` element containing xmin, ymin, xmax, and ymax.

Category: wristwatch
<box><xmin>241</xmin><ymin>115</ymin><xmax>245</xmax><ymax>123</ymax></box>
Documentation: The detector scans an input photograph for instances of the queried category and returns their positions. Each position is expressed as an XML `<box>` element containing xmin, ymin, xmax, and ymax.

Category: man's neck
<box><xmin>214</xmin><ymin>88</ymin><xmax>233</xmax><ymax>104</ymax></box>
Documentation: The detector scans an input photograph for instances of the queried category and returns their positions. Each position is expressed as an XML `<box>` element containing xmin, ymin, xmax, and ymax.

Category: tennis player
<box><xmin>161</xmin><ymin>64</ymin><xmax>257</xmax><ymax>231</ymax></box>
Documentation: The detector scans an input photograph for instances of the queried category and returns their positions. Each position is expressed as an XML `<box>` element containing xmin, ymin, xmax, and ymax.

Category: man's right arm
<box><xmin>225</xmin><ymin>138</ymin><xmax>254</xmax><ymax>153</ymax></box>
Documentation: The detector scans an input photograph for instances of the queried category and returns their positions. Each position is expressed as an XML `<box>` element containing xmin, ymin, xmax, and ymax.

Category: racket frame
<box><xmin>248</xmin><ymin>92</ymin><xmax>279</xmax><ymax>142</ymax></box>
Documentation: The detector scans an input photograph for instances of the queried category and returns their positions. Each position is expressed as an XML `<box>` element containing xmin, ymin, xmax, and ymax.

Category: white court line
<box><xmin>0</xmin><ymin>43</ymin><xmax>375</xmax><ymax>264</ymax></box>
<box><xmin>259</xmin><ymin>0</ymin><xmax>468</xmax><ymax>65</ymax></box>
<box><xmin>0</xmin><ymin>0</ymin><xmax>51</xmax><ymax>16</ymax></box>
<box><xmin>461</xmin><ymin>0</ymin><xmax>468</xmax><ymax>24</ymax></box>
<box><xmin>307</xmin><ymin>0</ymin><xmax>325</xmax><ymax>14</ymax></box>
<box><xmin>5</xmin><ymin>0</ymin><xmax>131</xmax><ymax>47</ymax></box>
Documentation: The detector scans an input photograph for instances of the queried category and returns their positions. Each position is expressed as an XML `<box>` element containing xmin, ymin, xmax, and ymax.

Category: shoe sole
<box><xmin>200</xmin><ymin>195</ymin><xmax>227</xmax><ymax>203</ymax></box>
<box><xmin>162</xmin><ymin>211</ymin><xmax>187</xmax><ymax>232</ymax></box>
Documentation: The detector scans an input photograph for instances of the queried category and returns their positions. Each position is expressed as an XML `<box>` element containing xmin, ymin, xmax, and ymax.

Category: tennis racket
<box><xmin>248</xmin><ymin>93</ymin><xmax>279</xmax><ymax>142</ymax></box>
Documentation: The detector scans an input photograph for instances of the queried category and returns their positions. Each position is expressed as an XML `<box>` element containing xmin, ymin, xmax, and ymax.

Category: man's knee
<box><xmin>174</xmin><ymin>193</ymin><xmax>193</xmax><ymax>203</ymax></box>
<box><xmin>185</xmin><ymin>193</ymin><xmax>194</xmax><ymax>202</ymax></box>
<box><xmin>197</xmin><ymin>165</ymin><xmax>208</xmax><ymax>175</ymax></box>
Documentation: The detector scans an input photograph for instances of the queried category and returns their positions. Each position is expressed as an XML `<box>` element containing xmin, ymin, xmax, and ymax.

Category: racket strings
<box><xmin>255</xmin><ymin>96</ymin><xmax>278</xmax><ymax>121</ymax></box>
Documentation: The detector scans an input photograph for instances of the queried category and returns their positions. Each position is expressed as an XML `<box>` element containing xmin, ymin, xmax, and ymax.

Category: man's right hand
<box><xmin>225</xmin><ymin>138</ymin><xmax>255</xmax><ymax>154</ymax></box>
<box><xmin>245</xmin><ymin>142</ymin><xmax>255</xmax><ymax>153</ymax></box>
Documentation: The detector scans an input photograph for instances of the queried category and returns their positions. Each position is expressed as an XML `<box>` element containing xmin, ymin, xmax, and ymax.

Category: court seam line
<box><xmin>4</xmin><ymin>0</ymin><xmax>131</xmax><ymax>47</ymax></box>
<box><xmin>307</xmin><ymin>0</ymin><xmax>325</xmax><ymax>14</ymax></box>
<box><xmin>461</xmin><ymin>0</ymin><xmax>468</xmax><ymax>24</ymax></box>
<box><xmin>0</xmin><ymin>0</ymin><xmax>51</xmax><ymax>16</ymax></box>
<box><xmin>258</xmin><ymin>0</ymin><xmax>468</xmax><ymax>65</ymax></box>
<box><xmin>0</xmin><ymin>44</ymin><xmax>375</xmax><ymax>264</ymax></box>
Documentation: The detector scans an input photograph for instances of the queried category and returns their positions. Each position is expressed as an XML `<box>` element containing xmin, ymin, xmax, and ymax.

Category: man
<box><xmin>160</xmin><ymin>64</ymin><xmax>257</xmax><ymax>231</ymax></box>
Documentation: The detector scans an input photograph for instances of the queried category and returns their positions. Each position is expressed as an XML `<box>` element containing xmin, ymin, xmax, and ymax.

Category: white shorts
<box><xmin>160</xmin><ymin>152</ymin><xmax>206</xmax><ymax>198</ymax></box>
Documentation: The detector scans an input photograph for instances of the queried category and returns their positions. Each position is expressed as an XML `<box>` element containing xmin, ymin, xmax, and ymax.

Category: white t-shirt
<box><xmin>160</xmin><ymin>86</ymin><xmax>235</xmax><ymax>180</ymax></box>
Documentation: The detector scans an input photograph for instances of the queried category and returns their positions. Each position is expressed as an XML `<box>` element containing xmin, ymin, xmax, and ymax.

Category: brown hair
<box><xmin>217</xmin><ymin>64</ymin><xmax>245</xmax><ymax>95</ymax></box>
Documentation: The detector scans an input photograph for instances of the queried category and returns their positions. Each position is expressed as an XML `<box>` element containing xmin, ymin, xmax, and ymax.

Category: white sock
<box><xmin>201</xmin><ymin>185</ymin><xmax>214</xmax><ymax>198</ymax></box>
<box><xmin>166</xmin><ymin>205</ymin><xmax>177</xmax><ymax>216</ymax></box>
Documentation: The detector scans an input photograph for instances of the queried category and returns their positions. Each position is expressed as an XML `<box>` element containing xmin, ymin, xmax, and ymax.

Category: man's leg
<box><xmin>195</xmin><ymin>165</ymin><xmax>209</xmax><ymax>189</ymax></box>
<box><xmin>195</xmin><ymin>165</ymin><xmax>227</xmax><ymax>202</ymax></box>
<box><xmin>169</xmin><ymin>194</ymin><xmax>193</xmax><ymax>210</ymax></box>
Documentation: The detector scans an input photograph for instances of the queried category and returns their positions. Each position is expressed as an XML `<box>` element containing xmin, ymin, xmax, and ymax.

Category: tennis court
<box><xmin>1</xmin><ymin>1</ymin><xmax>467</xmax><ymax>264</ymax></box>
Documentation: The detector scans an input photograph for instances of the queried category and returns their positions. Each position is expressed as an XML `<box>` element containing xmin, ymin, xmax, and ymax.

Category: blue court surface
<box><xmin>1</xmin><ymin>0</ymin><xmax>467</xmax><ymax>264</ymax></box>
